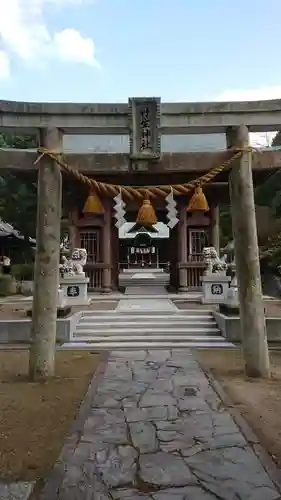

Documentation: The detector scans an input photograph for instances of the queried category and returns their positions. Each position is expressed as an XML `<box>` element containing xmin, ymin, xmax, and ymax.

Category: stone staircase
<box><xmin>119</xmin><ymin>269</ymin><xmax>170</xmax><ymax>295</ymax></box>
<box><xmin>69</xmin><ymin>308</ymin><xmax>234</xmax><ymax>349</ymax></box>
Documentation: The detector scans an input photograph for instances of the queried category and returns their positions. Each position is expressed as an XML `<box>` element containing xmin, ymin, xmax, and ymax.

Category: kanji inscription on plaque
<box><xmin>67</xmin><ymin>285</ymin><xmax>80</xmax><ymax>297</ymax></box>
<box><xmin>129</xmin><ymin>97</ymin><xmax>160</xmax><ymax>158</ymax></box>
<box><xmin>140</xmin><ymin>106</ymin><xmax>152</xmax><ymax>151</ymax></box>
<box><xmin>211</xmin><ymin>284</ymin><xmax>223</xmax><ymax>295</ymax></box>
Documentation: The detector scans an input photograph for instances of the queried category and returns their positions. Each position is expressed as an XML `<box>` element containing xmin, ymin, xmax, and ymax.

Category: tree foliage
<box><xmin>255</xmin><ymin>131</ymin><xmax>281</xmax><ymax>215</ymax></box>
<box><xmin>220</xmin><ymin>131</ymin><xmax>281</xmax><ymax>251</ymax></box>
<box><xmin>260</xmin><ymin>232</ymin><xmax>281</xmax><ymax>275</ymax></box>
<box><xmin>219</xmin><ymin>205</ymin><xmax>232</xmax><ymax>248</ymax></box>
<box><xmin>0</xmin><ymin>133</ymin><xmax>38</xmax><ymax>239</ymax></box>
<box><xmin>0</xmin><ymin>134</ymin><xmax>37</xmax><ymax>149</ymax></box>
<box><xmin>251</xmin><ymin>131</ymin><xmax>281</xmax><ymax>274</ymax></box>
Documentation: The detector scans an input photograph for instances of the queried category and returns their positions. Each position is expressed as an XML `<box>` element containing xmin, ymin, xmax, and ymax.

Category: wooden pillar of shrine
<box><xmin>178</xmin><ymin>204</ymin><xmax>188</xmax><ymax>291</ymax></box>
<box><xmin>29</xmin><ymin>127</ymin><xmax>62</xmax><ymax>380</ymax></box>
<box><xmin>102</xmin><ymin>199</ymin><xmax>112</xmax><ymax>292</ymax></box>
<box><xmin>227</xmin><ymin>125</ymin><xmax>270</xmax><ymax>378</ymax></box>
<box><xmin>68</xmin><ymin>208</ymin><xmax>80</xmax><ymax>251</ymax></box>
<box><xmin>111</xmin><ymin>223</ymin><xmax>119</xmax><ymax>290</ymax></box>
<box><xmin>210</xmin><ymin>204</ymin><xmax>220</xmax><ymax>253</ymax></box>
<box><xmin>168</xmin><ymin>225</ymin><xmax>178</xmax><ymax>291</ymax></box>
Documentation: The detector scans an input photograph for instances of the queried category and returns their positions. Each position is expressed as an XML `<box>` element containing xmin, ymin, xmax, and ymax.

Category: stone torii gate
<box><xmin>1</xmin><ymin>97</ymin><xmax>281</xmax><ymax>380</ymax></box>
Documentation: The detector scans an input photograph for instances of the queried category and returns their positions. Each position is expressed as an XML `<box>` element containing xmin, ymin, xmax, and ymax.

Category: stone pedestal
<box><xmin>60</xmin><ymin>275</ymin><xmax>90</xmax><ymax>306</ymax></box>
<box><xmin>219</xmin><ymin>276</ymin><xmax>240</xmax><ymax>315</ymax></box>
<box><xmin>201</xmin><ymin>274</ymin><xmax>231</xmax><ymax>304</ymax></box>
<box><xmin>57</xmin><ymin>287</ymin><xmax>66</xmax><ymax>308</ymax></box>
<box><xmin>225</xmin><ymin>287</ymin><xmax>239</xmax><ymax>307</ymax></box>
<box><xmin>226</xmin><ymin>276</ymin><xmax>239</xmax><ymax>306</ymax></box>
<box><xmin>220</xmin><ymin>294</ymin><xmax>239</xmax><ymax>316</ymax></box>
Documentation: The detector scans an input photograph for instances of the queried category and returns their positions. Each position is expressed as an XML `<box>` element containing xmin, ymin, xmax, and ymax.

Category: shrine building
<box><xmin>0</xmin><ymin>97</ymin><xmax>281</xmax><ymax>292</ymax></box>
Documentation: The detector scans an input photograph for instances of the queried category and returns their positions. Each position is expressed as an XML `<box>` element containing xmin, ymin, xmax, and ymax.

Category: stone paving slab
<box><xmin>40</xmin><ymin>349</ymin><xmax>281</xmax><ymax>499</ymax></box>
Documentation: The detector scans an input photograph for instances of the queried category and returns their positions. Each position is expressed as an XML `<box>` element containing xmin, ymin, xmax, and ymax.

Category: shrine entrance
<box><xmin>126</xmin><ymin>232</ymin><xmax>159</xmax><ymax>269</ymax></box>
<box><xmin>79</xmin><ymin>227</ymin><xmax>103</xmax><ymax>290</ymax></box>
<box><xmin>65</xmin><ymin>198</ymin><xmax>217</xmax><ymax>292</ymax></box>
<box><xmin>118</xmin><ymin>223</ymin><xmax>170</xmax><ymax>271</ymax></box>
<box><xmin>184</xmin><ymin>213</ymin><xmax>212</xmax><ymax>289</ymax></box>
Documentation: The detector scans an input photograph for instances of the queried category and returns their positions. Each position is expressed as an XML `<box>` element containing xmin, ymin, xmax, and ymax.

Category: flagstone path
<box><xmin>46</xmin><ymin>349</ymin><xmax>281</xmax><ymax>500</ymax></box>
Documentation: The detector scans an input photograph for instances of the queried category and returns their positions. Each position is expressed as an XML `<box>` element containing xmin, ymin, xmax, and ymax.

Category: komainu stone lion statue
<box><xmin>60</xmin><ymin>248</ymin><xmax>87</xmax><ymax>277</ymax></box>
<box><xmin>202</xmin><ymin>247</ymin><xmax>227</xmax><ymax>275</ymax></box>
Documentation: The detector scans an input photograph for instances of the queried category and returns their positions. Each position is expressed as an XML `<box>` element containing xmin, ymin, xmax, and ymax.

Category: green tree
<box><xmin>0</xmin><ymin>133</ymin><xmax>38</xmax><ymax>239</ymax></box>
<box><xmin>219</xmin><ymin>205</ymin><xmax>232</xmax><ymax>248</ymax></box>
<box><xmin>255</xmin><ymin>131</ymin><xmax>281</xmax><ymax>214</ymax></box>
<box><xmin>253</xmin><ymin>131</ymin><xmax>281</xmax><ymax>274</ymax></box>
<box><xmin>219</xmin><ymin>132</ymin><xmax>281</xmax><ymax>248</ymax></box>
<box><xmin>0</xmin><ymin>134</ymin><xmax>37</xmax><ymax>149</ymax></box>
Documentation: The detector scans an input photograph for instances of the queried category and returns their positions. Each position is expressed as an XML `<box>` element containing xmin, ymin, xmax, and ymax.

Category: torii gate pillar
<box><xmin>227</xmin><ymin>125</ymin><xmax>270</xmax><ymax>378</ymax></box>
<box><xmin>29</xmin><ymin>128</ymin><xmax>62</xmax><ymax>380</ymax></box>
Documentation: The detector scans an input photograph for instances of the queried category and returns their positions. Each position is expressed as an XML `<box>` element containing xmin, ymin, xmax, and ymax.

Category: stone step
<box><xmin>81</xmin><ymin>310</ymin><xmax>213</xmax><ymax>317</ymax></box>
<box><xmin>73</xmin><ymin>296</ymin><xmax>224</xmax><ymax>351</ymax></box>
<box><xmin>121</xmin><ymin>278</ymin><xmax>169</xmax><ymax>283</ymax></box>
<box><xmin>76</xmin><ymin>321</ymin><xmax>217</xmax><ymax>331</ymax></box>
<box><xmin>124</xmin><ymin>283</ymin><xmax>169</xmax><ymax>287</ymax></box>
<box><xmin>75</xmin><ymin>327</ymin><xmax>220</xmax><ymax>335</ymax></box>
<box><xmin>124</xmin><ymin>285</ymin><xmax>168</xmax><ymax>292</ymax></box>
<box><xmin>78</xmin><ymin>318</ymin><xmax>216</xmax><ymax>326</ymax></box>
<box><xmin>79</xmin><ymin>313</ymin><xmax>215</xmax><ymax>324</ymax></box>
<box><xmin>89</xmin><ymin>294</ymin><xmax>202</xmax><ymax>301</ymax></box>
<box><xmin>124</xmin><ymin>280</ymin><xmax>168</xmax><ymax>283</ymax></box>
<box><xmin>73</xmin><ymin>334</ymin><xmax>224</xmax><ymax>342</ymax></box>
<box><xmin>120</xmin><ymin>274</ymin><xmax>169</xmax><ymax>279</ymax></box>
<box><xmin>62</xmin><ymin>340</ymin><xmax>234</xmax><ymax>349</ymax></box>
<box><xmin>124</xmin><ymin>283</ymin><xmax>168</xmax><ymax>296</ymax></box>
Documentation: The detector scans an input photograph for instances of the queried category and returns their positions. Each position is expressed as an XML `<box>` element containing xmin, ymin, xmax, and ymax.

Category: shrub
<box><xmin>0</xmin><ymin>274</ymin><xmax>17</xmax><ymax>296</ymax></box>
<box><xmin>11</xmin><ymin>263</ymin><xmax>34</xmax><ymax>281</ymax></box>
<box><xmin>260</xmin><ymin>232</ymin><xmax>281</xmax><ymax>275</ymax></box>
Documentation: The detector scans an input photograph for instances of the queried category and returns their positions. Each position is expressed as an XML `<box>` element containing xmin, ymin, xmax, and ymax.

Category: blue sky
<box><xmin>0</xmin><ymin>0</ymin><xmax>281</xmax><ymax>103</ymax></box>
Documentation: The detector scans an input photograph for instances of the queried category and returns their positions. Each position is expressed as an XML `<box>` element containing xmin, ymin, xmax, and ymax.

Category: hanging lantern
<box><xmin>82</xmin><ymin>191</ymin><xmax>104</xmax><ymax>215</ymax></box>
<box><xmin>186</xmin><ymin>185</ymin><xmax>209</xmax><ymax>213</ymax></box>
<box><xmin>136</xmin><ymin>194</ymin><xmax>157</xmax><ymax>228</ymax></box>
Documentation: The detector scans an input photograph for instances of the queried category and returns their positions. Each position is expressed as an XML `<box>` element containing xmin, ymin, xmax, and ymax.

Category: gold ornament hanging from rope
<box><xmin>82</xmin><ymin>191</ymin><xmax>105</xmax><ymax>215</ymax></box>
<box><xmin>186</xmin><ymin>185</ymin><xmax>210</xmax><ymax>213</ymax></box>
<box><xmin>136</xmin><ymin>194</ymin><xmax>158</xmax><ymax>227</ymax></box>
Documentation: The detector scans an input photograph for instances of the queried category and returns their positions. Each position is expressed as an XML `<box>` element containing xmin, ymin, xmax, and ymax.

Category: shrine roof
<box><xmin>119</xmin><ymin>223</ymin><xmax>169</xmax><ymax>239</ymax></box>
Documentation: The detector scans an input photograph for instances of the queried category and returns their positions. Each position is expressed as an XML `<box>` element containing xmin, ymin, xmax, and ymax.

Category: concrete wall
<box><xmin>0</xmin><ymin>312</ymin><xmax>81</xmax><ymax>344</ymax></box>
<box><xmin>214</xmin><ymin>311</ymin><xmax>281</xmax><ymax>343</ymax></box>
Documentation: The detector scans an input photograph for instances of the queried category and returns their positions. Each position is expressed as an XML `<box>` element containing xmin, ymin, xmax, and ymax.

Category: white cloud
<box><xmin>217</xmin><ymin>86</ymin><xmax>281</xmax><ymax>147</ymax></box>
<box><xmin>42</xmin><ymin>0</ymin><xmax>94</xmax><ymax>5</ymax></box>
<box><xmin>54</xmin><ymin>29</ymin><xmax>100</xmax><ymax>67</ymax></box>
<box><xmin>0</xmin><ymin>0</ymin><xmax>99</xmax><ymax>75</ymax></box>
<box><xmin>0</xmin><ymin>50</ymin><xmax>10</xmax><ymax>79</ymax></box>
<box><xmin>218</xmin><ymin>86</ymin><xmax>281</xmax><ymax>102</ymax></box>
